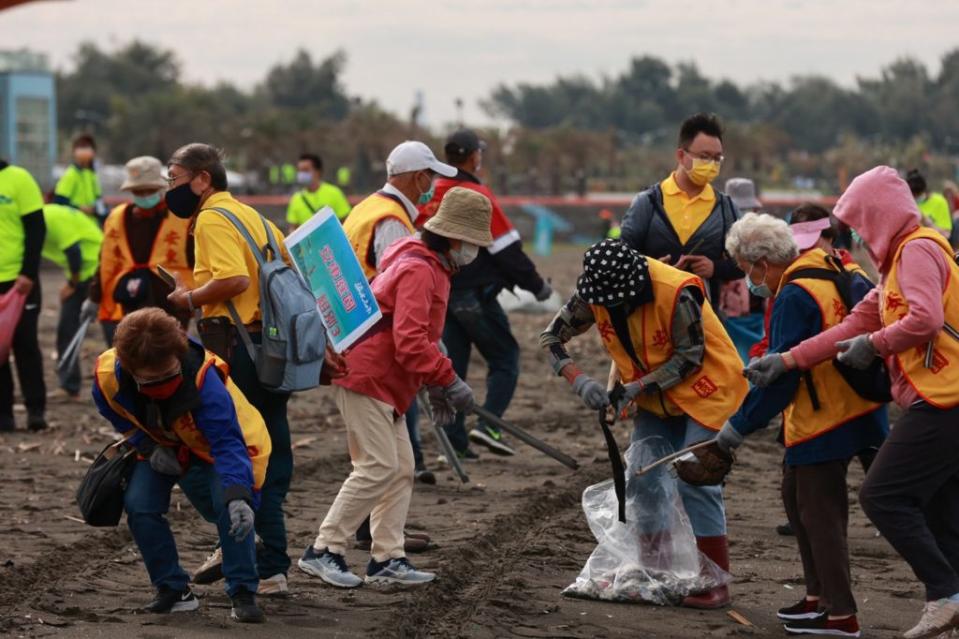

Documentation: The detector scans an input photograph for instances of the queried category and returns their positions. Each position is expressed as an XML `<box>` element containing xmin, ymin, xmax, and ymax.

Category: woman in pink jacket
<box><xmin>748</xmin><ymin>166</ymin><xmax>959</xmax><ymax>639</ymax></box>
<box><xmin>298</xmin><ymin>187</ymin><xmax>493</xmax><ymax>588</ymax></box>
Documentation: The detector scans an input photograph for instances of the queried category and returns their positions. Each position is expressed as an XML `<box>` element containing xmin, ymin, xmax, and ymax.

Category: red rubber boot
<box><xmin>681</xmin><ymin>535</ymin><xmax>731</xmax><ymax>609</ymax></box>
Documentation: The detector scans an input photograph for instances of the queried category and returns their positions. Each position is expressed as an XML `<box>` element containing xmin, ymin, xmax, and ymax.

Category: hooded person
<box><xmin>540</xmin><ymin>238</ymin><xmax>748</xmax><ymax>609</ymax></box>
<box><xmin>298</xmin><ymin>187</ymin><xmax>491</xmax><ymax>588</ymax></box>
<box><xmin>747</xmin><ymin>166</ymin><xmax>959</xmax><ymax>639</ymax></box>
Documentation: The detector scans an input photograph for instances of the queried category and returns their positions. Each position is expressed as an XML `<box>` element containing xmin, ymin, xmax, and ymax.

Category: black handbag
<box><xmin>76</xmin><ymin>438</ymin><xmax>137</xmax><ymax>527</ymax></box>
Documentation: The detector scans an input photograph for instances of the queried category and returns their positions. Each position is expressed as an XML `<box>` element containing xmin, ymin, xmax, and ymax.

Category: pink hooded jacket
<box><xmin>334</xmin><ymin>236</ymin><xmax>456</xmax><ymax>415</ymax></box>
<box><xmin>790</xmin><ymin>166</ymin><xmax>953</xmax><ymax>407</ymax></box>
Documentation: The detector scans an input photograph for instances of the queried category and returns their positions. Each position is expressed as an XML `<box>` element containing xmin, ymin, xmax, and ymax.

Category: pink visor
<box><xmin>791</xmin><ymin>217</ymin><xmax>832</xmax><ymax>250</ymax></box>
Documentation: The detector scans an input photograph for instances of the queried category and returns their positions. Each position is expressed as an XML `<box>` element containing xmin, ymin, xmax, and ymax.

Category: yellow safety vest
<box><xmin>94</xmin><ymin>348</ymin><xmax>271</xmax><ymax>490</ymax></box>
<box><xmin>881</xmin><ymin>227</ymin><xmax>959</xmax><ymax>409</ymax></box>
<box><xmin>778</xmin><ymin>249</ymin><xmax>883</xmax><ymax>447</ymax></box>
<box><xmin>591</xmin><ymin>259</ymin><xmax>747</xmax><ymax>430</ymax></box>
<box><xmin>342</xmin><ymin>192</ymin><xmax>414</xmax><ymax>280</ymax></box>
<box><xmin>98</xmin><ymin>204</ymin><xmax>194</xmax><ymax>321</ymax></box>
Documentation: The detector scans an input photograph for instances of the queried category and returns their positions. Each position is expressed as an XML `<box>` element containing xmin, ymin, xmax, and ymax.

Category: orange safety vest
<box><xmin>778</xmin><ymin>249</ymin><xmax>883</xmax><ymax>447</ymax></box>
<box><xmin>591</xmin><ymin>259</ymin><xmax>747</xmax><ymax>430</ymax></box>
<box><xmin>342</xmin><ymin>192</ymin><xmax>415</xmax><ymax>280</ymax></box>
<box><xmin>98</xmin><ymin>204</ymin><xmax>195</xmax><ymax>321</ymax></box>
<box><xmin>93</xmin><ymin>348</ymin><xmax>272</xmax><ymax>490</ymax></box>
<box><xmin>881</xmin><ymin>227</ymin><xmax>959</xmax><ymax>409</ymax></box>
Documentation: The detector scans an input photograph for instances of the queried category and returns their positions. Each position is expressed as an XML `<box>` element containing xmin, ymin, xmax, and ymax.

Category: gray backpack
<box><xmin>211</xmin><ymin>207</ymin><xmax>325</xmax><ymax>393</ymax></box>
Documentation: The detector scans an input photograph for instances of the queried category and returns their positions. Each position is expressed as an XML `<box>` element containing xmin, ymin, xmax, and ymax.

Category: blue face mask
<box><xmin>746</xmin><ymin>263</ymin><xmax>772</xmax><ymax>298</ymax></box>
<box><xmin>133</xmin><ymin>192</ymin><xmax>162</xmax><ymax>210</ymax></box>
<box><xmin>296</xmin><ymin>171</ymin><xmax>313</xmax><ymax>186</ymax></box>
<box><xmin>418</xmin><ymin>184</ymin><xmax>435</xmax><ymax>205</ymax></box>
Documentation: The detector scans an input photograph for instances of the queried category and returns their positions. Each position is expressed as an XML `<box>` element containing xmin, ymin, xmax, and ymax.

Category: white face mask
<box><xmin>450</xmin><ymin>242</ymin><xmax>480</xmax><ymax>266</ymax></box>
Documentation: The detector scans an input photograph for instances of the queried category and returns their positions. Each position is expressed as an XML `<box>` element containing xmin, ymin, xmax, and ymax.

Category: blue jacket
<box><xmin>730</xmin><ymin>276</ymin><xmax>889</xmax><ymax>465</ymax></box>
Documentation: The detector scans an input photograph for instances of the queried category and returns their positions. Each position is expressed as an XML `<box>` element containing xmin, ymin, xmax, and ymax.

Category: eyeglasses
<box><xmin>683</xmin><ymin>149</ymin><xmax>724</xmax><ymax>163</ymax></box>
<box><xmin>165</xmin><ymin>172</ymin><xmax>193</xmax><ymax>187</ymax></box>
<box><xmin>133</xmin><ymin>366</ymin><xmax>182</xmax><ymax>388</ymax></box>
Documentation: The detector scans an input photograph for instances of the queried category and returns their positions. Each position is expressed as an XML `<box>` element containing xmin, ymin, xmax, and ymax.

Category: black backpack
<box><xmin>75</xmin><ymin>440</ymin><xmax>137</xmax><ymax>527</ymax></box>
<box><xmin>785</xmin><ymin>255</ymin><xmax>893</xmax><ymax>405</ymax></box>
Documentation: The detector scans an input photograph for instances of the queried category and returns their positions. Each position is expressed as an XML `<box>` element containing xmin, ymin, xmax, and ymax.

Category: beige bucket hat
<box><xmin>120</xmin><ymin>156</ymin><xmax>167</xmax><ymax>191</ymax></box>
<box><xmin>423</xmin><ymin>187</ymin><xmax>493</xmax><ymax>246</ymax></box>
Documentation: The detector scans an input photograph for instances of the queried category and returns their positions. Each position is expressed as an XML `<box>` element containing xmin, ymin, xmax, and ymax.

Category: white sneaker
<box><xmin>905</xmin><ymin>599</ymin><xmax>959</xmax><ymax>639</ymax></box>
<box><xmin>257</xmin><ymin>573</ymin><xmax>288</xmax><ymax>596</ymax></box>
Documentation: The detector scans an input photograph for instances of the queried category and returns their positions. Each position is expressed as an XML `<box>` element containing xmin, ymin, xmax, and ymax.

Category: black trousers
<box><xmin>0</xmin><ymin>279</ymin><xmax>45</xmax><ymax>418</ymax></box>
<box><xmin>860</xmin><ymin>402</ymin><xmax>959</xmax><ymax>601</ymax></box>
<box><xmin>783</xmin><ymin>460</ymin><xmax>857</xmax><ymax>615</ymax></box>
<box><xmin>56</xmin><ymin>278</ymin><xmax>91</xmax><ymax>395</ymax></box>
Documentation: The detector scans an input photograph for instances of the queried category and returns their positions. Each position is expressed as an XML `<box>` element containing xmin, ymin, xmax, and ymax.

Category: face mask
<box><xmin>165</xmin><ymin>181</ymin><xmax>201</xmax><ymax>219</ymax></box>
<box><xmin>74</xmin><ymin>146</ymin><xmax>94</xmax><ymax>164</ymax></box>
<box><xmin>746</xmin><ymin>263</ymin><xmax>772</xmax><ymax>298</ymax></box>
<box><xmin>685</xmin><ymin>157</ymin><xmax>721</xmax><ymax>186</ymax></box>
<box><xmin>133</xmin><ymin>192</ymin><xmax>162</xmax><ymax>210</ymax></box>
<box><xmin>296</xmin><ymin>171</ymin><xmax>313</xmax><ymax>186</ymax></box>
<box><xmin>449</xmin><ymin>242</ymin><xmax>479</xmax><ymax>266</ymax></box>
<box><xmin>138</xmin><ymin>374</ymin><xmax>183</xmax><ymax>400</ymax></box>
<box><xmin>415</xmin><ymin>172</ymin><xmax>434</xmax><ymax>205</ymax></box>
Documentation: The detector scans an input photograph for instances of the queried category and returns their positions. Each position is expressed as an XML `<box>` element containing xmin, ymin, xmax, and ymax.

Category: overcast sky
<box><xmin>4</xmin><ymin>0</ymin><xmax>958</xmax><ymax>127</ymax></box>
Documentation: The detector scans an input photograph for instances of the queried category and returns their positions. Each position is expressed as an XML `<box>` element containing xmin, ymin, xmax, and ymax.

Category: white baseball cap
<box><xmin>386</xmin><ymin>141</ymin><xmax>457</xmax><ymax>178</ymax></box>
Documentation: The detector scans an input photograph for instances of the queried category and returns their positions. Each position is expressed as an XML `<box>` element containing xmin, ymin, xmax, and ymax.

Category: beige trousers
<box><xmin>315</xmin><ymin>386</ymin><xmax>414</xmax><ymax>562</ymax></box>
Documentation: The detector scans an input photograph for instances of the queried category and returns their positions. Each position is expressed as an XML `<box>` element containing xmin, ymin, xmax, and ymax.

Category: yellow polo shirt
<box><xmin>193</xmin><ymin>191</ymin><xmax>289</xmax><ymax>324</ymax></box>
<box><xmin>660</xmin><ymin>173</ymin><xmax>716</xmax><ymax>245</ymax></box>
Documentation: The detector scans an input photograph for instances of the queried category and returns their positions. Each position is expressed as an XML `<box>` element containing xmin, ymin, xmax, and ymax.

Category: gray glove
<box><xmin>572</xmin><ymin>374</ymin><xmax>609</xmax><ymax>410</ymax></box>
<box><xmin>444</xmin><ymin>376</ymin><xmax>475</xmax><ymax>412</ymax></box>
<box><xmin>427</xmin><ymin>385</ymin><xmax>455</xmax><ymax>427</ymax></box>
<box><xmin>149</xmin><ymin>446</ymin><xmax>183</xmax><ymax>476</ymax></box>
<box><xmin>227</xmin><ymin>499</ymin><xmax>255</xmax><ymax>542</ymax></box>
<box><xmin>744</xmin><ymin>353</ymin><xmax>787</xmax><ymax>387</ymax></box>
<box><xmin>80</xmin><ymin>299</ymin><xmax>99</xmax><ymax>323</ymax></box>
<box><xmin>836</xmin><ymin>334</ymin><xmax>876</xmax><ymax>370</ymax></box>
<box><xmin>534</xmin><ymin>281</ymin><xmax>553</xmax><ymax>302</ymax></box>
<box><xmin>715</xmin><ymin>421</ymin><xmax>745</xmax><ymax>454</ymax></box>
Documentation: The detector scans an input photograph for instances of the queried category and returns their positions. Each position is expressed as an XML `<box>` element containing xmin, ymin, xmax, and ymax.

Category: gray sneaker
<box><xmin>904</xmin><ymin>599</ymin><xmax>959</xmax><ymax>639</ymax></box>
<box><xmin>365</xmin><ymin>557</ymin><xmax>435</xmax><ymax>585</ymax></box>
<box><xmin>297</xmin><ymin>546</ymin><xmax>362</xmax><ymax>588</ymax></box>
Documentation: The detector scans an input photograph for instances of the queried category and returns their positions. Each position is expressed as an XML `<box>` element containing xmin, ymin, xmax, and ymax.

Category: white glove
<box><xmin>80</xmin><ymin>299</ymin><xmax>99</xmax><ymax>323</ymax></box>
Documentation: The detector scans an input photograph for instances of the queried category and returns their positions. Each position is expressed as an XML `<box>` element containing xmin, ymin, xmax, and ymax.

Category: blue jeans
<box><xmin>406</xmin><ymin>401</ymin><xmax>423</xmax><ymax>468</ymax></box>
<box><xmin>631</xmin><ymin>410</ymin><xmax>727</xmax><ymax>537</ymax></box>
<box><xmin>441</xmin><ymin>286</ymin><xmax>519</xmax><ymax>452</ymax></box>
<box><xmin>124</xmin><ymin>459</ymin><xmax>258</xmax><ymax>597</ymax></box>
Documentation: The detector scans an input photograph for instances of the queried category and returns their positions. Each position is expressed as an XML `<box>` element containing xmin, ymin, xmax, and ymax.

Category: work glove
<box><xmin>80</xmin><ymin>299</ymin><xmax>99</xmax><ymax>323</ymax></box>
<box><xmin>534</xmin><ymin>281</ymin><xmax>553</xmax><ymax>302</ymax></box>
<box><xmin>744</xmin><ymin>353</ymin><xmax>788</xmax><ymax>387</ymax></box>
<box><xmin>836</xmin><ymin>334</ymin><xmax>877</xmax><ymax>370</ymax></box>
<box><xmin>427</xmin><ymin>385</ymin><xmax>455</xmax><ymax>427</ymax></box>
<box><xmin>227</xmin><ymin>499</ymin><xmax>255</xmax><ymax>543</ymax></box>
<box><xmin>612</xmin><ymin>380</ymin><xmax>649</xmax><ymax>413</ymax></box>
<box><xmin>572</xmin><ymin>374</ymin><xmax>609</xmax><ymax>411</ymax></box>
<box><xmin>444</xmin><ymin>376</ymin><xmax>475</xmax><ymax>412</ymax></box>
<box><xmin>149</xmin><ymin>446</ymin><xmax>183</xmax><ymax>477</ymax></box>
<box><xmin>714</xmin><ymin>421</ymin><xmax>745</xmax><ymax>454</ymax></box>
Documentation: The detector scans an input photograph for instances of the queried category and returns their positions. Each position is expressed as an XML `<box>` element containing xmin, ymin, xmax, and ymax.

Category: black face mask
<box><xmin>165</xmin><ymin>182</ymin><xmax>201</xmax><ymax>219</ymax></box>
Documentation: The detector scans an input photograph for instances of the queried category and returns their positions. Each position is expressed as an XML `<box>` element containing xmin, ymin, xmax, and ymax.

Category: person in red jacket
<box><xmin>299</xmin><ymin>187</ymin><xmax>492</xmax><ymax>587</ymax></box>
<box><xmin>419</xmin><ymin>129</ymin><xmax>551</xmax><ymax>459</ymax></box>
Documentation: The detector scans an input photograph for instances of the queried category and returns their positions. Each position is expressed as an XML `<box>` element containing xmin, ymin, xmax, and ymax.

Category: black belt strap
<box><xmin>604</xmin><ymin>384</ymin><xmax>629</xmax><ymax>523</ymax></box>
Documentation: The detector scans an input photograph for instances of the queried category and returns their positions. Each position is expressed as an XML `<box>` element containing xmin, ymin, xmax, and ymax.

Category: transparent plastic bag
<box><xmin>563</xmin><ymin>436</ymin><xmax>730</xmax><ymax>605</ymax></box>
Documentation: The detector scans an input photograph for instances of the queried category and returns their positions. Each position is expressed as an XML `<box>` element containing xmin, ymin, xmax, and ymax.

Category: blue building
<box><xmin>0</xmin><ymin>50</ymin><xmax>56</xmax><ymax>189</ymax></box>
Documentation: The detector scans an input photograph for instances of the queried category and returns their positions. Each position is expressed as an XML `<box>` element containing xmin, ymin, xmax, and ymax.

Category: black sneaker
<box><xmin>26</xmin><ymin>412</ymin><xmax>47</xmax><ymax>432</ymax></box>
<box><xmin>469</xmin><ymin>424</ymin><xmax>516</xmax><ymax>456</ymax></box>
<box><xmin>230</xmin><ymin>588</ymin><xmax>265</xmax><ymax>623</ymax></box>
<box><xmin>784</xmin><ymin>614</ymin><xmax>860</xmax><ymax>637</ymax></box>
<box><xmin>0</xmin><ymin>415</ymin><xmax>14</xmax><ymax>432</ymax></box>
<box><xmin>415</xmin><ymin>464</ymin><xmax>436</xmax><ymax>485</ymax></box>
<box><xmin>778</xmin><ymin>598</ymin><xmax>824</xmax><ymax>621</ymax></box>
<box><xmin>455</xmin><ymin>448</ymin><xmax>480</xmax><ymax>462</ymax></box>
<box><xmin>142</xmin><ymin>586</ymin><xmax>200</xmax><ymax>613</ymax></box>
<box><xmin>777</xmin><ymin>521</ymin><xmax>795</xmax><ymax>536</ymax></box>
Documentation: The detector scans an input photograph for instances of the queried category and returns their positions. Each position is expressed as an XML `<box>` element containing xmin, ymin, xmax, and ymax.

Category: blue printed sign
<box><xmin>284</xmin><ymin>207</ymin><xmax>381</xmax><ymax>352</ymax></box>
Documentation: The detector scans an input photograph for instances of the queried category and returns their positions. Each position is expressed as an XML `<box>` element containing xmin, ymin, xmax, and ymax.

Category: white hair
<box><xmin>725</xmin><ymin>212</ymin><xmax>799</xmax><ymax>265</ymax></box>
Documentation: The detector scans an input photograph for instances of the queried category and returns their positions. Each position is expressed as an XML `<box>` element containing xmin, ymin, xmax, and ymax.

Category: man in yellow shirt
<box><xmin>163</xmin><ymin>143</ymin><xmax>293</xmax><ymax>597</ymax></box>
<box><xmin>53</xmin><ymin>134</ymin><xmax>105</xmax><ymax>222</ymax></box>
<box><xmin>621</xmin><ymin>113</ymin><xmax>742</xmax><ymax>302</ymax></box>
<box><xmin>0</xmin><ymin>159</ymin><xmax>47</xmax><ymax>432</ymax></box>
<box><xmin>286</xmin><ymin>153</ymin><xmax>351</xmax><ymax>230</ymax></box>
